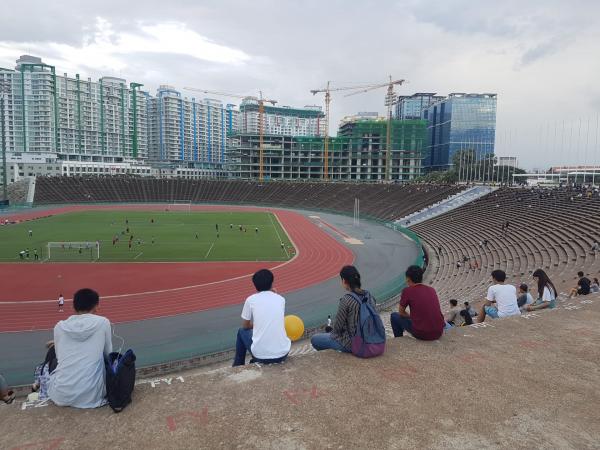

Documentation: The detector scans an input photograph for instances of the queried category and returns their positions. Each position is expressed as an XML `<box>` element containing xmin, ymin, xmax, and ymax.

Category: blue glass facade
<box><xmin>395</xmin><ymin>93</ymin><xmax>444</xmax><ymax>120</ymax></box>
<box><xmin>423</xmin><ymin>93</ymin><xmax>497</xmax><ymax>171</ymax></box>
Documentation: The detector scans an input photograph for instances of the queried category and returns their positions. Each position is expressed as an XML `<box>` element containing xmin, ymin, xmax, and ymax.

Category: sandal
<box><xmin>2</xmin><ymin>390</ymin><xmax>15</xmax><ymax>404</ymax></box>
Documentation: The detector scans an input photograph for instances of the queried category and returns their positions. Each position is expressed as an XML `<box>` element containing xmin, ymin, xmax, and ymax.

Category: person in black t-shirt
<box><xmin>569</xmin><ymin>271</ymin><xmax>591</xmax><ymax>298</ymax></box>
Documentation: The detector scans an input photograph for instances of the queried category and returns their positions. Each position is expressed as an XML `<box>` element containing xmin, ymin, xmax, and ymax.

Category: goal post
<box><xmin>47</xmin><ymin>241</ymin><xmax>100</xmax><ymax>261</ymax></box>
<box><xmin>167</xmin><ymin>200</ymin><xmax>192</xmax><ymax>212</ymax></box>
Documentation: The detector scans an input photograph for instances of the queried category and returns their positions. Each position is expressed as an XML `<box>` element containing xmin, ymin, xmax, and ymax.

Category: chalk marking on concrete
<box><xmin>166</xmin><ymin>407</ymin><xmax>209</xmax><ymax>431</ymax></box>
<box><xmin>21</xmin><ymin>398</ymin><xmax>50</xmax><ymax>410</ymax></box>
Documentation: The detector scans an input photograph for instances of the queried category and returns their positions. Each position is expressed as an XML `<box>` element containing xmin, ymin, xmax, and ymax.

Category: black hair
<box><xmin>43</xmin><ymin>345</ymin><xmax>58</xmax><ymax>374</ymax></box>
<box><xmin>577</xmin><ymin>271</ymin><xmax>584</xmax><ymax>277</ymax></box>
<box><xmin>464</xmin><ymin>301</ymin><xmax>470</xmax><ymax>307</ymax></box>
<box><xmin>252</xmin><ymin>269</ymin><xmax>274</xmax><ymax>292</ymax></box>
<box><xmin>405</xmin><ymin>265</ymin><xmax>424</xmax><ymax>284</ymax></box>
<box><xmin>73</xmin><ymin>288</ymin><xmax>100</xmax><ymax>312</ymax></box>
<box><xmin>449</xmin><ymin>299</ymin><xmax>458</xmax><ymax>306</ymax></box>
<box><xmin>532</xmin><ymin>268</ymin><xmax>557</xmax><ymax>300</ymax></box>
<box><xmin>519</xmin><ymin>283</ymin><xmax>528</xmax><ymax>292</ymax></box>
<box><xmin>491</xmin><ymin>270</ymin><xmax>506</xmax><ymax>283</ymax></box>
<box><xmin>340</xmin><ymin>265</ymin><xmax>362</xmax><ymax>292</ymax></box>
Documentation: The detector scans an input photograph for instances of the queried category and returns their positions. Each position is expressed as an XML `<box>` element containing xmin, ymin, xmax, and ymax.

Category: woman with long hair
<box><xmin>526</xmin><ymin>269</ymin><xmax>558</xmax><ymax>311</ymax></box>
<box><xmin>311</xmin><ymin>265</ymin><xmax>376</xmax><ymax>352</ymax></box>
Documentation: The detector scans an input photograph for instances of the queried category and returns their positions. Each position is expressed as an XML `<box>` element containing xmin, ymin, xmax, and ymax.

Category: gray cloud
<box><xmin>1</xmin><ymin>0</ymin><xmax>600</xmax><ymax>169</ymax></box>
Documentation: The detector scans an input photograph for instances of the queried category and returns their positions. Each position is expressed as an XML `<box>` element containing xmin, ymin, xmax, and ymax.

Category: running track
<box><xmin>0</xmin><ymin>205</ymin><xmax>354</xmax><ymax>332</ymax></box>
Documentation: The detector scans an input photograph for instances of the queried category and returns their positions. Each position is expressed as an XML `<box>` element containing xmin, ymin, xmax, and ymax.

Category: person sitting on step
<box><xmin>232</xmin><ymin>269</ymin><xmax>290</xmax><ymax>367</ymax></box>
<box><xmin>390</xmin><ymin>266</ymin><xmax>445</xmax><ymax>340</ymax></box>
<box><xmin>527</xmin><ymin>269</ymin><xmax>558</xmax><ymax>311</ymax></box>
<box><xmin>478</xmin><ymin>270</ymin><xmax>521</xmax><ymax>322</ymax></box>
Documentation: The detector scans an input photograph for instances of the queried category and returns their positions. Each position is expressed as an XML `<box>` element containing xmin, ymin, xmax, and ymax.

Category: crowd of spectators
<box><xmin>2</xmin><ymin>261</ymin><xmax>597</xmax><ymax>411</ymax></box>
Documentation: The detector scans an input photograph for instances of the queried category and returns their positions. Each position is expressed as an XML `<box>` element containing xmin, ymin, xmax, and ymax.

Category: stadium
<box><xmin>2</xmin><ymin>177</ymin><xmax>600</xmax><ymax>447</ymax></box>
<box><xmin>2</xmin><ymin>5</ymin><xmax>600</xmax><ymax>444</ymax></box>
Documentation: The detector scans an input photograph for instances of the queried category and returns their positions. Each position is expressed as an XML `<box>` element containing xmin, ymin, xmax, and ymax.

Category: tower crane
<box><xmin>184</xmin><ymin>87</ymin><xmax>277</xmax><ymax>182</ymax></box>
<box><xmin>344</xmin><ymin>77</ymin><xmax>406</xmax><ymax>181</ymax></box>
<box><xmin>310</xmin><ymin>82</ymin><xmax>385</xmax><ymax>179</ymax></box>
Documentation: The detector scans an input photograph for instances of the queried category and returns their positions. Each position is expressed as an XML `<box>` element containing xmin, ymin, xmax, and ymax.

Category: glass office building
<box><xmin>423</xmin><ymin>93</ymin><xmax>497</xmax><ymax>171</ymax></box>
<box><xmin>395</xmin><ymin>93</ymin><xmax>445</xmax><ymax>120</ymax></box>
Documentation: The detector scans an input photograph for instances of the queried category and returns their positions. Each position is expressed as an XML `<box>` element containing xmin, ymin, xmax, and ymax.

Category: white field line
<box><xmin>204</xmin><ymin>242</ymin><xmax>215</xmax><ymax>259</ymax></box>
<box><xmin>0</xmin><ymin>211</ymin><xmax>301</xmax><ymax>305</ymax></box>
<box><xmin>269</xmin><ymin>213</ymin><xmax>289</xmax><ymax>259</ymax></box>
<box><xmin>134</xmin><ymin>252</ymin><xmax>144</xmax><ymax>260</ymax></box>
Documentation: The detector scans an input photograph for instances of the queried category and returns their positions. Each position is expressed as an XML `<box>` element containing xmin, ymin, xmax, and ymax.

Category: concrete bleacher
<box><xmin>33</xmin><ymin>177</ymin><xmax>463</xmax><ymax>222</ymax></box>
<box><xmin>411</xmin><ymin>187</ymin><xmax>600</xmax><ymax>306</ymax></box>
<box><xmin>6</xmin><ymin>178</ymin><xmax>32</xmax><ymax>205</ymax></box>
<box><xmin>2</xmin><ymin>292</ymin><xmax>599</xmax><ymax>448</ymax></box>
<box><xmin>396</xmin><ymin>185</ymin><xmax>496</xmax><ymax>227</ymax></box>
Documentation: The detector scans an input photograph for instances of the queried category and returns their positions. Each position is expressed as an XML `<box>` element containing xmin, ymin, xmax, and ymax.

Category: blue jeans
<box><xmin>390</xmin><ymin>312</ymin><xmax>413</xmax><ymax>337</ymax></box>
<box><xmin>232</xmin><ymin>328</ymin><xmax>288</xmax><ymax>367</ymax></box>
<box><xmin>310</xmin><ymin>333</ymin><xmax>350</xmax><ymax>352</ymax></box>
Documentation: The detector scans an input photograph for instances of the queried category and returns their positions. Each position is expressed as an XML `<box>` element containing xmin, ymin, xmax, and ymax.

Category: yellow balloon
<box><xmin>284</xmin><ymin>315</ymin><xmax>305</xmax><ymax>341</ymax></box>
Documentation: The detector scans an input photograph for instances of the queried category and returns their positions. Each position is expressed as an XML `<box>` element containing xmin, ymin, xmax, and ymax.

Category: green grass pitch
<box><xmin>0</xmin><ymin>211</ymin><xmax>294</xmax><ymax>262</ymax></box>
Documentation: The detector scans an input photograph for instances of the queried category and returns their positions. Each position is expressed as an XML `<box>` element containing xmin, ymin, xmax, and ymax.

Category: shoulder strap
<box><xmin>347</xmin><ymin>291</ymin><xmax>367</xmax><ymax>305</ymax></box>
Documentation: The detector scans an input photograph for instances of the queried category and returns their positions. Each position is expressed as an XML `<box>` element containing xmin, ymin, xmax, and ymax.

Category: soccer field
<box><xmin>0</xmin><ymin>211</ymin><xmax>294</xmax><ymax>262</ymax></box>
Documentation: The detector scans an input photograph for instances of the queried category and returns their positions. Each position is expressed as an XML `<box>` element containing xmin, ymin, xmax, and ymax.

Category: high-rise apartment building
<box><xmin>395</xmin><ymin>93</ymin><xmax>445</xmax><ymax>120</ymax></box>
<box><xmin>147</xmin><ymin>85</ymin><xmax>238</xmax><ymax>164</ymax></box>
<box><xmin>422</xmin><ymin>93</ymin><xmax>497</xmax><ymax>171</ymax></box>
<box><xmin>0</xmin><ymin>55</ymin><xmax>148</xmax><ymax>160</ymax></box>
<box><xmin>239</xmin><ymin>98</ymin><xmax>325</xmax><ymax>136</ymax></box>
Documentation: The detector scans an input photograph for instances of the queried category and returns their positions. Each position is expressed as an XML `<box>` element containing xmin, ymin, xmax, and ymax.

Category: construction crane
<box><xmin>310</xmin><ymin>81</ymin><xmax>383</xmax><ymax>179</ymax></box>
<box><xmin>184</xmin><ymin>87</ymin><xmax>277</xmax><ymax>182</ymax></box>
<box><xmin>344</xmin><ymin>76</ymin><xmax>406</xmax><ymax>181</ymax></box>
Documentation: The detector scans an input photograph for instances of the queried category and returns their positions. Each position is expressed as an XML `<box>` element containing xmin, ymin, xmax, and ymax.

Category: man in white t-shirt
<box><xmin>478</xmin><ymin>270</ymin><xmax>521</xmax><ymax>322</ymax></box>
<box><xmin>232</xmin><ymin>269</ymin><xmax>291</xmax><ymax>367</ymax></box>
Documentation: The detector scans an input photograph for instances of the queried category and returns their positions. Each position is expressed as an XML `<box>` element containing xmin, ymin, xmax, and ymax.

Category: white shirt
<box><xmin>58</xmin><ymin>296</ymin><xmax>64</xmax><ymax>305</ymax></box>
<box><xmin>241</xmin><ymin>291</ymin><xmax>291</xmax><ymax>360</ymax></box>
<box><xmin>49</xmin><ymin>313</ymin><xmax>112</xmax><ymax>408</ymax></box>
<box><xmin>540</xmin><ymin>286</ymin><xmax>555</xmax><ymax>303</ymax></box>
<box><xmin>486</xmin><ymin>284</ymin><xmax>521</xmax><ymax>318</ymax></box>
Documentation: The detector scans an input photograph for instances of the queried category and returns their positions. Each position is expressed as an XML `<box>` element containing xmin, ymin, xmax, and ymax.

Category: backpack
<box><xmin>348</xmin><ymin>291</ymin><xmax>386</xmax><ymax>358</ymax></box>
<box><xmin>460</xmin><ymin>309</ymin><xmax>473</xmax><ymax>326</ymax></box>
<box><xmin>104</xmin><ymin>349</ymin><xmax>136</xmax><ymax>413</ymax></box>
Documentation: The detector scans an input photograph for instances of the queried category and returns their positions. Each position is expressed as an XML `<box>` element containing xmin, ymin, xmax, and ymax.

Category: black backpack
<box><xmin>104</xmin><ymin>349</ymin><xmax>136</xmax><ymax>413</ymax></box>
<box><xmin>460</xmin><ymin>309</ymin><xmax>473</xmax><ymax>326</ymax></box>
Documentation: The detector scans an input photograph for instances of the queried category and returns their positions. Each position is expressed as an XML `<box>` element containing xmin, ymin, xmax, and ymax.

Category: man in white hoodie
<box><xmin>48</xmin><ymin>288</ymin><xmax>112</xmax><ymax>408</ymax></box>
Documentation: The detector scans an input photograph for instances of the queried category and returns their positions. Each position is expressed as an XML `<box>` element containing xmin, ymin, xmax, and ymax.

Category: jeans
<box><xmin>310</xmin><ymin>333</ymin><xmax>350</xmax><ymax>352</ymax></box>
<box><xmin>232</xmin><ymin>328</ymin><xmax>288</xmax><ymax>367</ymax></box>
<box><xmin>390</xmin><ymin>312</ymin><xmax>413</xmax><ymax>337</ymax></box>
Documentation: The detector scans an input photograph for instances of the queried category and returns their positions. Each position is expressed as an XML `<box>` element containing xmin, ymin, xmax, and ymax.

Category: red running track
<box><xmin>0</xmin><ymin>205</ymin><xmax>354</xmax><ymax>332</ymax></box>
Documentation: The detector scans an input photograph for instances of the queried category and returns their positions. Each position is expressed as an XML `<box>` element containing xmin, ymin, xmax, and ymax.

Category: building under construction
<box><xmin>228</xmin><ymin>117</ymin><xmax>427</xmax><ymax>181</ymax></box>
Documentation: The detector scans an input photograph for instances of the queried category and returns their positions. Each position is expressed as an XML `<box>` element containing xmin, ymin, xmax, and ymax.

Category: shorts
<box><xmin>484</xmin><ymin>306</ymin><xmax>499</xmax><ymax>319</ymax></box>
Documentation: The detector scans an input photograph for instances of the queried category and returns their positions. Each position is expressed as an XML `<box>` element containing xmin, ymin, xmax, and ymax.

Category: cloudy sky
<box><xmin>1</xmin><ymin>0</ymin><xmax>599</xmax><ymax>169</ymax></box>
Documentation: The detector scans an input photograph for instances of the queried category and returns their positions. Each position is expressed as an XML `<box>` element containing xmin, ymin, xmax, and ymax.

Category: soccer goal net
<box><xmin>167</xmin><ymin>200</ymin><xmax>192</xmax><ymax>212</ymax></box>
<box><xmin>47</xmin><ymin>242</ymin><xmax>100</xmax><ymax>261</ymax></box>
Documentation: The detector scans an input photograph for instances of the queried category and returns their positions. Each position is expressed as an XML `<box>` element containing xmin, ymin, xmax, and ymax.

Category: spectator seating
<box><xmin>411</xmin><ymin>187</ymin><xmax>600</xmax><ymax>303</ymax></box>
<box><xmin>6</xmin><ymin>179</ymin><xmax>30</xmax><ymax>204</ymax></box>
<box><xmin>33</xmin><ymin>177</ymin><xmax>461</xmax><ymax>222</ymax></box>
